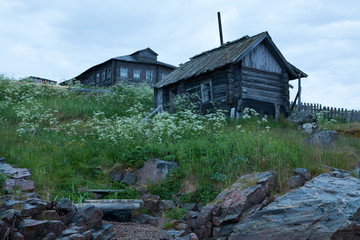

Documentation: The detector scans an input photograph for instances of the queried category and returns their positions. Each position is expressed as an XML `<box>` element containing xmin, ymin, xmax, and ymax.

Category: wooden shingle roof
<box><xmin>155</xmin><ymin>32</ymin><xmax>307</xmax><ymax>88</ymax></box>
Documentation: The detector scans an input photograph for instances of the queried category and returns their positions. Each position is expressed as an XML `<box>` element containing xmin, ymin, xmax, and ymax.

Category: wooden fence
<box><xmin>291</xmin><ymin>102</ymin><xmax>360</xmax><ymax>123</ymax></box>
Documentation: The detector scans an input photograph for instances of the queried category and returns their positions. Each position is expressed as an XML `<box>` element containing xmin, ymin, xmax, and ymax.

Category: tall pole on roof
<box><xmin>217</xmin><ymin>12</ymin><xmax>224</xmax><ymax>46</ymax></box>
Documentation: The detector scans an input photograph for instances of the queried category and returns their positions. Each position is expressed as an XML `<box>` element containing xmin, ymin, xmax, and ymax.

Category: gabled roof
<box><xmin>155</xmin><ymin>32</ymin><xmax>307</xmax><ymax>88</ymax></box>
<box><xmin>130</xmin><ymin>47</ymin><xmax>158</xmax><ymax>57</ymax></box>
<box><xmin>113</xmin><ymin>47</ymin><xmax>174</xmax><ymax>68</ymax></box>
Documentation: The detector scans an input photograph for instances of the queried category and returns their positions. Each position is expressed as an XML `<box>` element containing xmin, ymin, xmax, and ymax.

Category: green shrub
<box><xmin>149</xmin><ymin>168</ymin><xmax>185</xmax><ymax>200</ymax></box>
<box><xmin>163</xmin><ymin>206</ymin><xmax>186</xmax><ymax>220</ymax></box>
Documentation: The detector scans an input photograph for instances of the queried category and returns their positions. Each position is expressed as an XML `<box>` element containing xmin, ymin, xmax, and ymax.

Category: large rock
<box><xmin>211</xmin><ymin>171</ymin><xmax>276</xmax><ymax>226</ymax></box>
<box><xmin>304</xmin><ymin>130</ymin><xmax>338</xmax><ymax>148</ymax></box>
<box><xmin>229</xmin><ymin>171</ymin><xmax>360</xmax><ymax>239</ymax></box>
<box><xmin>186</xmin><ymin>171</ymin><xmax>276</xmax><ymax>239</ymax></box>
<box><xmin>136</xmin><ymin>159</ymin><xmax>178</xmax><ymax>186</ymax></box>
<box><xmin>288</xmin><ymin>111</ymin><xmax>316</xmax><ymax>125</ymax></box>
<box><xmin>17</xmin><ymin>219</ymin><xmax>65</xmax><ymax>239</ymax></box>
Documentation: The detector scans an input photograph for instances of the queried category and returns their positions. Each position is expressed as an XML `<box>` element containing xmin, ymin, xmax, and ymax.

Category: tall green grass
<box><xmin>0</xmin><ymin>76</ymin><xmax>359</xmax><ymax>203</ymax></box>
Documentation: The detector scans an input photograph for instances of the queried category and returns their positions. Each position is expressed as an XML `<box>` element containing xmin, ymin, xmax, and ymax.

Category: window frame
<box><xmin>133</xmin><ymin>69</ymin><xmax>141</xmax><ymax>79</ymax></box>
<box><xmin>107</xmin><ymin>68</ymin><xmax>111</xmax><ymax>79</ymax></box>
<box><xmin>200</xmin><ymin>79</ymin><xmax>213</xmax><ymax>103</ymax></box>
<box><xmin>146</xmin><ymin>70</ymin><xmax>153</xmax><ymax>81</ymax></box>
<box><xmin>101</xmin><ymin>70</ymin><xmax>106</xmax><ymax>81</ymax></box>
<box><xmin>120</xmin><ymin>67</ymin><xmax>128</xmax><ymax>78</ymax></box>
<box><xmin>95</xmin><ymin>73</ymin><xmax>100</xmax><ymax>83</ymax></box>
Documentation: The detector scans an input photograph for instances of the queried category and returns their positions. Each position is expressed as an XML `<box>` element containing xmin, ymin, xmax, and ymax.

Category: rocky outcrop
<box><xmin>229</xmin><ymin>170</ymin><xmax>360</xmax><ymax>239</ymax></box>
<box><xmin>184</xmin><ymin>171</ymin><xmax>277</xmax><ymax>239</ymax></box>
<box><xmin>136</xmin><ymin>159</ymin><xmax>178</xmax><ymax>186</ymax></box>
<box><xmin>0</xmin><ymin>158</ymin><xmax>115</xmax><ymax>240</ymax></box>
<box><xmin>1</xmin><ymin>194</ymin><xmax>115</xmax><ymax>240</ymax></box>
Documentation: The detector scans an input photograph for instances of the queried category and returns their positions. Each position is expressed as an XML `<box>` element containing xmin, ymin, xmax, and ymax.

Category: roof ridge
<box><xmin>190</xmin><ymin>32</ymin><xmax>267</xmax><ymax>60</ymax></box>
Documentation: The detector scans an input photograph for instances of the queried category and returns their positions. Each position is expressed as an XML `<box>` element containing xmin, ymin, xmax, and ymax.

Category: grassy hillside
<box><xmin>1</xmin><ymin>75</ymin><xmax>359</xmax><ymax>203</ymax></box>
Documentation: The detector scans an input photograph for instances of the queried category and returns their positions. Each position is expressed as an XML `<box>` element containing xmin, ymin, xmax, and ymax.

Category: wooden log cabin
<box><xmin>154</xmin><ymin>32</ymin><xmax>307</xmax><ymax>117</ymax></box>
<box><xmin>61</xmin><ymin>48</ymin><xmax>176</xmax><ymax>87</ymax></box>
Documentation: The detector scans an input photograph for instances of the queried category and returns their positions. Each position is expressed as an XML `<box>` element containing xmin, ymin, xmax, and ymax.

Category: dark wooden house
<box><xmin>154</xmin><ymin>32</ymin><xmax>307</xmax><ymax>117</ymax></box>
<box><xmin>63</xmin><ymin>48</ymin><xmax>176</xmax><ymax>87</ymax></box>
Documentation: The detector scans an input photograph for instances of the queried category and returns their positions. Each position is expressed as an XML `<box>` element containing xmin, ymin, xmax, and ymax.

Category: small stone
<box><xmin>70</xmin><ymin>205</ymin><xmax>103</xmax><ymax>232</ymax></box>
<box><xmin>144</xmin><ymin>198</ymin><xmax>160</xmax><ymax>213</ymax></box>
<box><xmin>0</xmin><ymin>220</ymin><xmax>10</xmax><ymax>239</ymax></box>
<box><xmin>68</xmin><ymin>233</ymin><xmax>86</xmax><ymax>240</ymax></box>
<box><xmin>36</xmin><ymin>210</ymin><xmax>62</xmax><ymax>221</ymax></box>
<box><xmin>288</xmin><ymin>111</ymin><xmax>316</xmax><ymax>125</ymax></box>
<box><xmin>294</xmin><ymin>168</ymin><xmax>312</xmax><ymax>181</ymax></box>
<box><xmin>331</xmin><ymin>170</ymin><xmax>351</xmax><ymax>178</ymax></box>
<box><xmin>166</xmin><ymin>230</ymin><xmax>185</xmax><ymax>238</ymax></box>
<box><xmin>213</xmin><ymin>223</ymin><xmax>235</xmax><ymax>237</ymax></box>
<box><xmin>183</xmin><ymin>211</ymin><xmax>199</xmax><ymax>220</ymax></box>
<box><xmin>122</xmin><ymin>172</ymin><xmax>136</xmax><ymax>186</ymax></box>
<box><xmin>132</xmin><ymin>213</ymin><xmax>159</xmax><ymax>225</ymax></box>
<box><xmin>62</xmin><ymin>228</ymin><xmax>79</xmax><ymax>237</ymax></box>
<box><xmin>56</xmin><ymin>198</ymin><xmax>73</xmax><ymax>213</ymax></box>
<box><xmin>0</xmin><ymin>209</ymin><xmax>20</xmax><ymax>224</ymax></box>
<box><xmin>3</xmin><ymin>199</ymin><xmax>24</xmax><ymax>209</ymax></box>
<box><xmin>23</xmin><ymin>192</ymin><xmax>41</xmax><ymax>199</ymax></box>
<box><xmin>21</xmin><ymin>201</ymin><xmax>48</xmax><ymax>217</ymax></box>
<box><xmin>159</xmin><ymin>200</ymin><xmax>176</xmax><ymax>211</ymax></box>
<box><xmin>288</xmin><ymin>175</ymin><xmax>305</xmax><ymax>189</ymax></box>
<box><xmin>181</xmin><ymin>203</ymin><xmax>196</xmax><ymax>212</ymax></box>
<box><xmin>42</xmin><ymin>232</ymin><xmax>56</xmax><ymax>240</ymax></box>
<box><xmin>108</xmin><ymin>171</ymin><xmax>124</xmax><ymax>183</ymax></box>
<box><xmin>175</xmin><ymin>223</ymin><xmax>191</xmax><ymax>234</ymax></box>
<box><xmin>61</xmin><ymin>205</ymin><xmax>77</xmax><ymax>225</ymax></box>
<box><xmin>9</xmin><ymin>232</ymin><xmax>24</xmax><ymax>240</ymax></box>
<box><xmin>81</xmin><ymin>230</ymin><xmax>92</xmax><ymax>240</ymax></box>
<box><xmin>177</xmin><ymin>232</ymin><xmax>199</xmax><ymax>240</ymax></box>
<box><xmin>94</xmin><ymin>223</ymin><xmax>115</xmax><ymax>239</ymax></box>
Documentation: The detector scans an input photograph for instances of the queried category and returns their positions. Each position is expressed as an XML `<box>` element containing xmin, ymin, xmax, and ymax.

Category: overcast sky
<box><xmin>1</xmin><ymin>0</ymin><xmax>359</xmax><ymax>110</ymax></box>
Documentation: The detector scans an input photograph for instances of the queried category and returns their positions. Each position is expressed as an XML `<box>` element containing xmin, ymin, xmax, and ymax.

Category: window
<box><xmin>146</xmin><ymin>70</ymin><xmax>153</xmax><ymax>81</ymax></box>
<box><xmin>161</xmin><ymin>73</ymin><xmax>168</xmax><ymax>80</ymax></box>
<box><xmin>96</xmin><ymin>73</ymin><xmax>100</xmax><ymax>83</ymax></box>
<box><xmin>201</xmin><ymin>80</ymin><xmax>213</xmax><ymax>102</ymax></box>
<box><xmin>101</xmin><ymin>70</ymin><xmax>105</xmax><ymax>81</ymax></box>
<box><xmin>120</xmin><ymin>67</ymin><xmax>128</xmax><ymax>78</ymax></box>
<box><xmin>133</xmin><ymin>69</ymin><xmax>140</xmax><ymax>79</ymax></box>
<box><xmin>107</xmin><ymin>68</ymin><xmax>111</xmax><ymax>79</ymax></box>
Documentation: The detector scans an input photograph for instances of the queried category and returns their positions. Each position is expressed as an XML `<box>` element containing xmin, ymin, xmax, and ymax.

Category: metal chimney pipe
<box><xmin>217</xmin><ymin>12</ymin><xmax>224</xmax><ymax>46</ymax></box>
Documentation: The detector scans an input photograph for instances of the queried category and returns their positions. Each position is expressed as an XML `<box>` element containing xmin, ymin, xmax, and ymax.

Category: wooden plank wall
<box><xmin>291</xmin><ymin>102</ymin><xmax>360</xmax><ymax>123</ymax></box>
<box><xmin>241</xmin><ymin>68</ymin><xmax>282</xmax><ymax>105</ymax></box>
<box><xmin>242</xmin><ymin>42</ymin><xmax>282</xmax><ymax>74</ymax></box>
